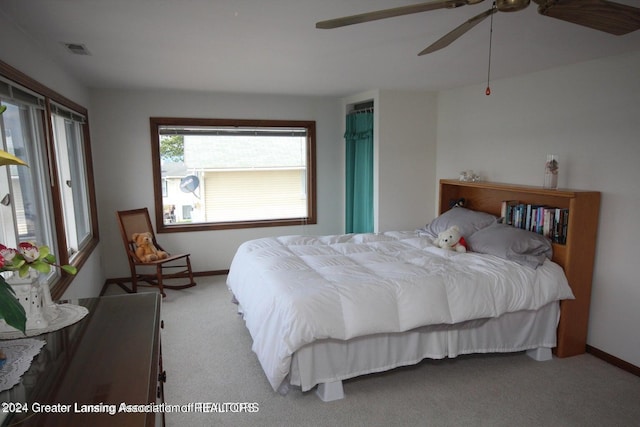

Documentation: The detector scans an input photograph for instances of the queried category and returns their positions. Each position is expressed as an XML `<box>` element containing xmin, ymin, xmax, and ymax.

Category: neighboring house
<box><xmin>161</xmin><ymin>161</ymin><xmax>194</xmax><ymax>223</ymax></box>
<box><xmin>162</xmin><ymin>135</ymin><xmax>307</xmax><ymax>225</ymax></box>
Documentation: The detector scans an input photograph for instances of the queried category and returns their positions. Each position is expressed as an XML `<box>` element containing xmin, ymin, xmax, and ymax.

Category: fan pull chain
<box><xmin>486</xmin><ymin>3</ymin><xmax>495</xmax><ymax>96</ymax></box>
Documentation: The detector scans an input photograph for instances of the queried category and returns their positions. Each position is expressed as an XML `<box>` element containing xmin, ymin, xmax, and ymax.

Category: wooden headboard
<box><xmin>438</xmin><ymin>179</ymin><xmax>601</xmax><ymax>358</ymax></box>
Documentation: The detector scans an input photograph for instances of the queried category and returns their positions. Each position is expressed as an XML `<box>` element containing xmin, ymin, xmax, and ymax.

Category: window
<box><xmin>150</xmin><ymin>118</ymin><xmax>316</xmax><ymax>232</ymax></box>
<box><xmin>0</xmin><ymin>99</ymin><xmax>53</xmax><ymax>250</ymax></box>
<box><xmin>0</xmin><ymin>61</ymin><xmax>98</xmax><ymax>298</ymax></box>
<box><xmin>51</xmin><ymin>104</ymin><xmax>92</xmax><ymax>259</ymax></box>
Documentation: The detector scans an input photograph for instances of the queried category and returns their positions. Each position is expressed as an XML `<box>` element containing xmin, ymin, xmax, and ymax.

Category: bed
<box><xmin>226</xmin><ymin>180</ymin><xmax>600</xmax><ymax>401</ymax></box>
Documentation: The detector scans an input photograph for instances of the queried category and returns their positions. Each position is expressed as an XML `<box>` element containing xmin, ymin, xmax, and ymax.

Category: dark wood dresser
<box><xmin>1</xmin><ymin>293</ymin><xmax>165</xmax><ymax>427</ymax></box>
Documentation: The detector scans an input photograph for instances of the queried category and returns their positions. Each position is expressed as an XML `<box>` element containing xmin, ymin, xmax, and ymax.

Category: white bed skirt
<box><xmin>288</xmin><ymin>302</ymin><xmax>560</xmax><ymax>392</ymax></box>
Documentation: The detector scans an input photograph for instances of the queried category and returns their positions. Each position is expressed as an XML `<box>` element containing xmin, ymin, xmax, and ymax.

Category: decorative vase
<box><xmin>0</xmin><ymin>272</ymin><xmax>53</xmax><ymax>332</ymax></box>
<box><xmin>544</xmin><ymin>154</ymin><xmax>559</xmax><ymax>189</ymax></box>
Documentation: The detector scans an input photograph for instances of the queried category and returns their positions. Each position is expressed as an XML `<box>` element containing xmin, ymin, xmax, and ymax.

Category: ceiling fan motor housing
<box><xmin>496</xmin><ymin>0</ymin><xmax>531</xmax><ymax>12</ymax></box>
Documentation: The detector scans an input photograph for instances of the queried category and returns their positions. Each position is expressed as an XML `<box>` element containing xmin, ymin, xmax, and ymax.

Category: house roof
<box><xmin>183</xmin><ymin>136</ymin><xmax>306</xmax><ymax>170</ymax></box>
<box><xmin>161</xmin><ymin>161</ymin><xmax>188</xmax><ymax>178</ymax></box>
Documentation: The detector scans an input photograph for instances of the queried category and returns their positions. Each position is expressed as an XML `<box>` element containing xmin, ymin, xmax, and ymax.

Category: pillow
<box><xmin>467</xmin><ymin>223</ymin><xmax>553</xmax><ymax>269</ymax></box>
<box><xmin>422</xmin><ymin>207</ymin><xmax>497</xmax><ymax>239</ymax></box>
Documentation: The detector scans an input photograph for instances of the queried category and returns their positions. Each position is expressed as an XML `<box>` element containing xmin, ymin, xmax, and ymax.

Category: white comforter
<box><xmin>226</xmin><ymin>231</ymin><xmax>574</xmax><ymax>391</ymax></box>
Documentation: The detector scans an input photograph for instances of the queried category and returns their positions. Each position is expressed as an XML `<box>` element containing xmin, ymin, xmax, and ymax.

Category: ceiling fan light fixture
<box><xmin>496</xmin><ymin>0</ymin><xmax>530</xmax><ymax>12</ymax></box>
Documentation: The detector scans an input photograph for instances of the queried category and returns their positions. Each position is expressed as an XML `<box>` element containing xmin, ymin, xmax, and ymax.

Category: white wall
<box><xmin>436</xmin><ymin>50</ymin><xmax>640</xmax><ymax>367</ymax></box>
<box><xmin>377</xmin><ymin>90</ymin><xmax>438</xmax><ymax>231</ymax></box>
<box><xmin>342</xmin><ymin>90</ymin><xmax>438</xmax><ymax>232</ymax></box>
<box><xmin>89</xmin><ymin>89</ymin><xmax>343</xmax><ymax>277</ymax></box>
<box><xmin>0</xmin><ymin>11</ymin><xmax>104</xmax><ymax>298</ymax></box>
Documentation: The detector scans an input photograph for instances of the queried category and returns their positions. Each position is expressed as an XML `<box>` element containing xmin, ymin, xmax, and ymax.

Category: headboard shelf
<box><xmin>438</xmin><ymin>179</ymin><xmax>601</xmax><ymax>358</ymax></box>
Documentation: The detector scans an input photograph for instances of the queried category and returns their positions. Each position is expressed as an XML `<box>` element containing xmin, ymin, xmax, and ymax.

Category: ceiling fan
<box><xmin>316</xmin><ymin>0</ymin><xmax>640</xmax><ymax>55</ymax></box>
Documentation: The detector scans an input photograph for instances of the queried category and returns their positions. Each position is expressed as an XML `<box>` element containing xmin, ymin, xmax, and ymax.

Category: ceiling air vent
<box><xmin>63</xmin><ymin>43</ymin><xmax>91</xmax><ymax>55</ymax></box>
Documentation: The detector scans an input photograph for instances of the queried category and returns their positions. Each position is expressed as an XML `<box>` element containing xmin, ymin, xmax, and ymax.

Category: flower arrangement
<box><xmin>0</xmin><ymin>104</ymin><xmax>76</xmax><ymax>333</ymax></box>
<box><xmin>544</xmin><ymin>154</ymin><xmax>559</xmax><ymax>189</ymax></box>
<box><xmin>0</xmin><ymin>243</ymin><xmax>77</xmax><ymax>333</ymax></box>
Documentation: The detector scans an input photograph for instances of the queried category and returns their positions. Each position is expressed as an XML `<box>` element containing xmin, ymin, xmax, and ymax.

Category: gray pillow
<box><xmin>467</xmin><ymin>223</ymin><xmax>553</xmax><ymax>269</ymax></box>
<box><xmin>423</xmin><ymin>207</ymin><xmax>497</xmax><ymax>239</ymax></box>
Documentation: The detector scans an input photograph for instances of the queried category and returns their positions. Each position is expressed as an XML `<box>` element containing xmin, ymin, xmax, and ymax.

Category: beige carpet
<box><xmin>107</xmin><ymin>277</ymin><xmax>640</xmax><ymax>427</ymax></box>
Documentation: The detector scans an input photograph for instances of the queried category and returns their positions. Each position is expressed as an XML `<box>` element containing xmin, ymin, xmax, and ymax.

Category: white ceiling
<box><xmin>2</xmin><ymin>0</ymin><xmax>640</xmax><ymax>97</ymax></box>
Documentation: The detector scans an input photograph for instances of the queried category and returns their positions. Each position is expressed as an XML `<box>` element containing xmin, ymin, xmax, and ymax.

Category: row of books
<box><xmin>500</xmin><ymin>200</ymin><xmax>569</xmax><ymax>244</ymax></box>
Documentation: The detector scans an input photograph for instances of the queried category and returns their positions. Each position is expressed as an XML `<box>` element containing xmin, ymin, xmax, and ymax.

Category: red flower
<box><xmin>17</xmin><ymin>242</ymin><xmax>39</xmax><ymax>263</ymax></box>
<box><xmin>0</xmin><ymin>244</ymin><xmax>17</xmax><ymax>264</ymax></box>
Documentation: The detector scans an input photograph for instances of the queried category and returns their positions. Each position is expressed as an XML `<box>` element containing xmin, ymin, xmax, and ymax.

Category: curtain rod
<box><xmin>351</xmin><ymin>100</ymin><xmax>374</xmax><ymax>113</ymax></box>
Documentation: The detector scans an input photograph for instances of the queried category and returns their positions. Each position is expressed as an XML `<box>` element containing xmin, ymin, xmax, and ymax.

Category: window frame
<box><xmin>150</xmin><ymin>117</ymin><xmax>317</xmax><ymax>233</ymax></box>
<box><xmin>0</xmin><ymin>60</ymin><xmax>99</xmax><ymax>299</ymax></box>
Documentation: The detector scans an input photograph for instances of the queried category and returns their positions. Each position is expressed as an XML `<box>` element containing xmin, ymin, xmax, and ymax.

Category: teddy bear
<box><xmin>433</xmin><ymin>225</ymin><xmax>467</xmax><ymax>253</ymax></box>
<box><xmin>132</xmin><ymin>232</ymin><xmax>168</xmax><ymax>262</ymax></box>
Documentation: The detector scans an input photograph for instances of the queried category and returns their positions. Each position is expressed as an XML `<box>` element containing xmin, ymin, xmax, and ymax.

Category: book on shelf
<box><xmin>500</xmin><ymin>200</ymin><xmax>569</xmax><ymax>244</ymax></box>
<box><xmin>500</xmin><ymin>200</ymin><xmax>519</xmax><ymax>226</ymax></box>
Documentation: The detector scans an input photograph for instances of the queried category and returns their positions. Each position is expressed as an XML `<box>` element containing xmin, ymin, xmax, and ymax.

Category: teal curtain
<box><xmin>345</xmin><ymin>111</ymin><xmax>374</xmax><ymax>233</ymax></box>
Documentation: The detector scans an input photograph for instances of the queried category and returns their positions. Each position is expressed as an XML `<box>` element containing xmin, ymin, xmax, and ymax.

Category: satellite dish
<box><xmin>180</xmin><ymin>175</ymin><xmax>199</xmax><ymax>193</ymax></box>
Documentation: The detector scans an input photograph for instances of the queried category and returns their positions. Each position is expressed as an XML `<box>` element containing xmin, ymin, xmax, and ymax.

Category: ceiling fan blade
<box><xmin>418</xmin><ymin>8</ymin><xmax>496</xmax><ymax>55</ymax></box>
<box><xmin>316</xmin><ymin>0</ymin><xmax>486</xmax><ymax>29</ymax></box>
<box><xmin>536</xmin><ymin>0</ymin><xmax>640</xmax><ymax>35</ymax></box>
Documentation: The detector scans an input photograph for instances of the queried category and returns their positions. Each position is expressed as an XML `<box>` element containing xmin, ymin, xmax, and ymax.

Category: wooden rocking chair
<box><xmin>115</xmin><ymin>208</ymin><xmax>196</xmax><ymax>297</ymax></box>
